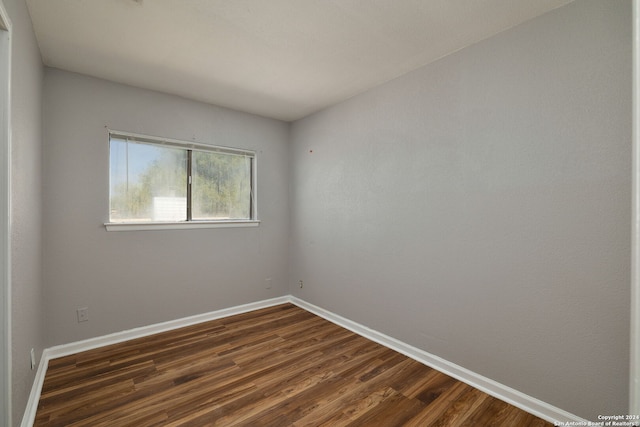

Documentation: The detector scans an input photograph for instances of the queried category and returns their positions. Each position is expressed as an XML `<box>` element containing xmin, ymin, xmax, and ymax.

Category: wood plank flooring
<box><xmin>34</xmin><ymin>304</ymin><xmax>552</xmax><ymax>426</ymax></box>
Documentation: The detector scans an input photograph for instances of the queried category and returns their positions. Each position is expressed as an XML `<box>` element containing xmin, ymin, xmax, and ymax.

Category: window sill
<box><xmin>104</xmin><ymin>220</ymin><xmax>260</xmax><ymax>232</ymax></box>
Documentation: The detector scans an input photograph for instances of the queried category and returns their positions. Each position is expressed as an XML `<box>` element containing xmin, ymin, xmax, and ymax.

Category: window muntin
<box><xmin>109</xmin><ymin>132</ymin><xmax>255</xmax><ymax>224</ymax></box>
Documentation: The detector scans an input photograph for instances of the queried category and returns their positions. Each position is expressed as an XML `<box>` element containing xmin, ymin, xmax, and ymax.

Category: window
<box><xmin>107</xmin><ymin>131</ymin><xmax>257</xmax><ymax>230</ymax></box>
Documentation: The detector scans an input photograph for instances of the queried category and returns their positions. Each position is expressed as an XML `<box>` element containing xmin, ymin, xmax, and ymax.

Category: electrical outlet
<box><xmin>30</xmin><ymin>348</ymin><xmax>35</xmax><ymax>370</ymax></box>
<box><xmin>265</xmin><ymin>278</ymin><xmax>272</xmax><ymax>289</ymax></box>
<box><xmin>77</xmin><ymin>307</ymin><xmax>89</xmax><ymax>323</ymax></box>
<box><xmin>299</xmin><ymin>280</ymin><xmax>303</xmax><ymax>288</ymax></box>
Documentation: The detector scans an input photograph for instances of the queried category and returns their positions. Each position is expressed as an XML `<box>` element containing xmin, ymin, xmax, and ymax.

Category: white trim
<box><xmin>19</xmin><ymin>351</ymin><xmax>46</xmax><ymax>427</ymax></box>
<box><xmin>20</xmin><ymin>296</ymin><xmax>289</xmax><ymax>426</ymax></box>
<box><xmin>21</xmin><ymin>296</ymin><xmax>586</xmax><ymax>426</ymax></box>
<box><xmin>104</xmin><ymin>220</ymin><xmax>260</xmax><ymax>231</ymax></box>
<box><xmin>0</xmin><ymin>1</ymin><xmax>11</xmax><ymax>425</ymax></box>
<box><xmin>108</xmin><ymin>129</ymin><xmax>256</xmax><ymax>157</ymax></box>
<box><xmin>46</xmin><ymin>296</ymin><xmax>288</xmax><ymax>359</ymax></box>
<box><xmin>287</xmin><ymin>297</ymin><xmax>586</xmax><ymax>425</ymax></box>
<box><xmin>632</xmin><ymin>0</ymin><xmax>640</xmax><ymax>417</ymax></box>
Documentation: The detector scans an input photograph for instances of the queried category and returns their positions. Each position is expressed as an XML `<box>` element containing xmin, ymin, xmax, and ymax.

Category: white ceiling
<box><xmin>26</xmin><ymin>0</ymin><xmax>573</xmax><ymax>122</ymax></box>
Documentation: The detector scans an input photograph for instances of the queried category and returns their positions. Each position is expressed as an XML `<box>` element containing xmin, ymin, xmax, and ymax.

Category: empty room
<box><xmin>1</xmin><ymin>0</ymin><xmax>638</xmax><ymax>425</ymax></box>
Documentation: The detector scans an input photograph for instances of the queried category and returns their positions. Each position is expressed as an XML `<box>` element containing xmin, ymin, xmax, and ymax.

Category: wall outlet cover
<box><xmin>77</xmin><ymin>307</ymin><xmax>89</xmax><ymax>323</ymax></box>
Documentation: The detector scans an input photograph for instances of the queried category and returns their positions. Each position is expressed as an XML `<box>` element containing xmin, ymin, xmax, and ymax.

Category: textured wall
<box><xmin>4</xmin><ymin>0</ymin><xmax>44</xmax><ymax>423</ymax></box>
<box><xmin>42</xmin><ymin>69</ymin><xmax>290</xmax><ymax>347</ymax></box>
<box><xmin>289</xmin><ymin>0</ymin><xmax>631</xmax><ymax>420</ymax></box>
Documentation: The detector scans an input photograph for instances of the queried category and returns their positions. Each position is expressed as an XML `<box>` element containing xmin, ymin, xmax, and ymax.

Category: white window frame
<box><xmin>105</xmin><ymin>130</ymin><xmax>259</xmax><ymax>231</ymax></box>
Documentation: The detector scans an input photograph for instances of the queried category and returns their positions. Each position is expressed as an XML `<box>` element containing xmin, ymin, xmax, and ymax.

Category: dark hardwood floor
<box><xmin>34</xmin><ymin>303</ymin><xmax>552</xmax><ymax>426</ymax></box>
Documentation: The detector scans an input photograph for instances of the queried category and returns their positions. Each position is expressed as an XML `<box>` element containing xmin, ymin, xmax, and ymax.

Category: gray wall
<box><xmin>5</xmin><ymin>0</ymin><xmax>44</xmax><ymax>423</ymax></box>
<box><xmin>42</xmin><ymin>69</ymin><xmax>290</xmax><ymax>346</ymax></box>
<box><xmin>37</xmin><ymin>0</ymin><xmax>633</xmax><ymax>422</ymax></box>
<box><xmin>289</xmin><ymin>0</ymin><xmax>631</xmax><ymax>420</ymax></box>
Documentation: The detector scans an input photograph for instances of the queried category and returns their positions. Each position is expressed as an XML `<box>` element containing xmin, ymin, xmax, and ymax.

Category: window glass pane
<box><xmin>192</xmin><ymin>151</ymin><xmax>251</xmax><ymax>220</ymax></box>
<box><xmin>110</xmin><ymin>138</ymin><xmax>187</xmax><ymax>222</ymax></box>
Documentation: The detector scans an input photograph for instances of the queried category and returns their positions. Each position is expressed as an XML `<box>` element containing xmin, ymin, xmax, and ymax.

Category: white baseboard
<box><xmin>44</xmin><ymin>296</ymin><xmax>290</xmax><ymax>360</ymax></box>
<box><xmin>21</xmin><ymin>295</ymin><xmax>585</xmax><ymax>426</ymax></box>
<box><xmin>288</xmin><ymin>296</ymin><xmax>587</xmax><ymax>426</ymax></box>
<box><xmin>20</xmin><ymin>296</ymin><xmax>289</xmax><ymax>427</ymax></box>
<box><xmin>20</xmin><ymin>349</ymin><xmax>48</xmax><ymax>427</ymax></box>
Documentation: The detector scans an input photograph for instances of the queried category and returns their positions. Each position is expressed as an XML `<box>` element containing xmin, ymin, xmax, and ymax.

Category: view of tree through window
<box><xmin>192</xmin><ymin>151</ymin><xmax>251</xmax><ymax>220</ymax></box>
<box><xmin>109</xmin><ymin>134</ymin><xmax>254</xmax><ymax>223</ymax></box>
